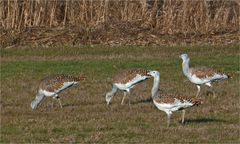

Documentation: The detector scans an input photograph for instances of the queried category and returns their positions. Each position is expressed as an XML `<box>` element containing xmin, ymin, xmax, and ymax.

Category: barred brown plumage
<box><xmin>39</xmin><ymin>74</ymin><xmax>85</xmax><ymax>92</ymax></box>
<box><xmin>180</xmin><ymin>53</ymin><xmax>231</xmax><ymax>97</ymax></box>
<box><xmin>31</xmin><ymin>74</ymin><xmax>85</xmax><ymax>109</ymax></box>
<box><xmin>154</xmin><ymin>94</ymin><xmax>202</xmax><ymax>106</ymax></box>
<box><xmin>148</xmin><ymin>70</ymin><xmax>202</xmax><ymax>127</ymax></box>
<box><xmin>105</xmin><ymin>68</ymin><xmax>151</xmax><ymax>106</ymax></box>
<box><xmin>112</xmin><ymin>69</ymin><xmax>150</xmax><ymax>84</ymax></box>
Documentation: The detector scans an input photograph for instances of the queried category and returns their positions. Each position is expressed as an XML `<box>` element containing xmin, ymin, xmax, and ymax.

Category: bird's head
<box><xmin>147</xmin><ymin>70</ymin><xmax>160</xmax><ymax>77</ymax></box>
<box><xmin>105</xmin><ymin>93</ymin><xmax>113</xmax><ymax>105</ymax></box>
<box><xmin>179</xmin><ymin>53</ymin><xmax>189</xmax><ymax>61</ymax></box>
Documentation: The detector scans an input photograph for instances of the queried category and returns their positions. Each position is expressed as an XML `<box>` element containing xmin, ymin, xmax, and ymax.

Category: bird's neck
<box><xmin>151</xmin><ymin>75</ymin><xmax>160</xmax><ymax>99</ymax></box>
<box><xmin>182</xmin><ymin>58</ymin><xmax>191</xmax><ymax>77</ymax></box>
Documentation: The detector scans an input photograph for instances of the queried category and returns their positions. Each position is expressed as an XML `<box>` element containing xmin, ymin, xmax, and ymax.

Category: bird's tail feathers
<box><xmin>191</xmin><ymin>97</ymin><xmax>203</xmax><ymax>106</ymax></box>
<box><xmin>214</xmin><ymin>73</ymin><xmax>231</xmax><ymax>80</ymax></box>
<box><xmin>77</xmin><ymin>74</ymin><xmax>86</xmax><ymax>81</ymax></box>
<box><xmin>219</xmin><ymin>72</ymin><xmax>232</xmax><ymax>79</ymax></box>
<box><xmin>226</xmin><ymin>74</ymin><xmax>232</xmax><ymax>79</ymax></box>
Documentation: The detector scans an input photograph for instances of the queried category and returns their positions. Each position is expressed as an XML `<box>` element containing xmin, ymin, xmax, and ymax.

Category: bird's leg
<box><xmin>128</xmin><ymin>92</ymin><xmax>131</xmax><ymax>106</ymax></box>
<box><xmin>181</xmin><ymin>110</ymin><xmax>186</xmax><ymax>124</ymax></box>
<box><xmin>167</xmin><ymin>113</ymin><xmax>172</xmax><ymax>127</ymax></box>
<box><xmin>54</xmin><ymin>95</ymin><xmax>62</xmax><ymax>108</ymax></box>
<box><xmin>121</xmin><ymin>91</ymin><xmax>127</xmax><ymax>105</ymax></box>
<box><xmin>209</xmin><ymin>86</ymin><xmax>216</xmax><ymax>98</ymax></box>
<box><xmin>208</xmin><ymin>84</ymin><xmax>216</xmax><ymax>98</ymax></box>
<box><xmin>196</xmin><ymin>85</ymin><xmax>201</xmax><ymax>97</ymax></box>
<box><xmin>57</xmin><ymin>98</ymin><xmax>63</xmax><ymax>108</ymax></box>
<box><xmin>51</xmin><ymin>97</ymin><xmax>56</xmax><ymax>109</ymax></box>
<box><xmin>212</xmin><ymin>88</ymin><xmax>216</xmax><ymax>99</ymax></box>
<box><xmin>51</xmin><ymin>101</ymin><xmax>54</xmax><ymax>109</ymax></box>
<box><xmin>206</xmin><ymin>82</ymin><xmax>216</xmax><ymax>98</ymax></box>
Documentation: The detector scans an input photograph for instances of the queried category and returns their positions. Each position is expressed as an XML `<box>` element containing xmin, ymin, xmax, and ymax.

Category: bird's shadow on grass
<box><xmin>62</xmin><ymin>103</ymin><xmax>80</xmax><ymax>108</ymax></box>
<box><xmin>181</xmin><ymin>118</ymin><xmax>227</xmax><ymax>124</ymax></box>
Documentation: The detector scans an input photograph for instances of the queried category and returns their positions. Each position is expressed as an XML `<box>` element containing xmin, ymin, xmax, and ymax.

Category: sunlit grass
<box><xmin>1</xmin><ymin>45</ymin><xmax>239</xmax><ymax>143</ymax></box>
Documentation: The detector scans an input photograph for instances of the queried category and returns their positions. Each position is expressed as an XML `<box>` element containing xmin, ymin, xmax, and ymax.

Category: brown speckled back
<box><xmin>39</xmin><ymin>74</ymin><xmax>85</xmax><ymax>92</ymax></box>
<box><xmin>189</xmin><ymin>67</ymin><xmax>221</xmax><ymax>79</ymax></box>
<box><xmin>112</xmin><ymin>69</ymin><xmax>150</xmax><ymax>84</ymax></box>
<box><xmin>154</xmin><ymin>94</ymin><xmax>202</xmax><ymax>106</ymax></box>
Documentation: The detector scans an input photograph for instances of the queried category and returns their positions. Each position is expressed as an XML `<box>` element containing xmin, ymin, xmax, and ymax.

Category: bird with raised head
<box><xmin>179</xmin><ymin>53</ymin><xmax>231</xmax><ymax>97</ymax></box>
<box><xmin>148</xmin><ymin>70</ymin><xmax>202</xmax><ymax>127</ymax></box>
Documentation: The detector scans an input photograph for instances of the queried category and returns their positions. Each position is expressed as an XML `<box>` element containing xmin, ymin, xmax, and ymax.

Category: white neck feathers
<box><xmin>182</xmin><ymin>58</ymin><xmax>191</xmax><ymax>77</ymax></box>
<box><xmin>151</xmin><ymin>74</ymin><xmax>160</xmax><ymax>98</ymax></box>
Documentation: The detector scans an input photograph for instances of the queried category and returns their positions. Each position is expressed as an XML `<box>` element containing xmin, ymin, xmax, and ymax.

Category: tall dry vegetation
<box><xmin>0</xmin><ymin>0</ymin><xmax>239</xmax><ymax>34</ymax></box>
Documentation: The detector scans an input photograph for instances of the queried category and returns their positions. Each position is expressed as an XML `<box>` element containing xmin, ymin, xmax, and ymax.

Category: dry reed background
<box><xmin>0</xmin><ymin>0</ymin><xmax>239</xmax><ymax>46</ymax></box>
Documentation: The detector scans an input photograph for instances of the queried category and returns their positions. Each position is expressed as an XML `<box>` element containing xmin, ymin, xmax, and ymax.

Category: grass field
<box><xmin>1</xmin><ymin>45</ymin><xmax>239</xmax><ymax>143</ymax></box>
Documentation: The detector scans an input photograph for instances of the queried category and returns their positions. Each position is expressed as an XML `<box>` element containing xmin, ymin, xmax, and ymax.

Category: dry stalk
<box><xmin>0</xmin><ymin>0</ymin><xmax>238</xmax><ymax>35</ymax></box>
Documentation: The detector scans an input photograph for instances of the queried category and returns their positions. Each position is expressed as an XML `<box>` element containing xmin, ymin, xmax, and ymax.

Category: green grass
<box><xmin>1</xmin><ymin>45</ymin><xmax>239</xmax><ymax>143</ymax></box>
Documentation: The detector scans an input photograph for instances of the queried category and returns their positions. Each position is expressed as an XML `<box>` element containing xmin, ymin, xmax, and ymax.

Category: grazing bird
<box><xmin>105</xmin><ymin>69</ymin><xmax>151</xmax><ymax>105</ymax></box>
<box><xmin>31</xmin><ymin>74</ymin><xmax>85</xmax><ymax>109</ymax></box>
<box><xmin>179</xmin><ymin>54</ymin><xmax>231</xmax><ymax>97</ymax></box>
<box><xmin>148</xmin><ymin>70</ymin><xmax>202</xmax><ymax>127</ymax></box>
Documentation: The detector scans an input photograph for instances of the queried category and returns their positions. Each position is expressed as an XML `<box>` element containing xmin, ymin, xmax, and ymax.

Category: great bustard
<box><xmin>105</xmin><ymin>68</ymin><xmax>151</xmax><ymax>105</ymax></box>
<box><xmin>31</xmin><ymin>74</ymin><xmax>85</xmax><ymax>109</ymax></box>
<box><xmin>148</xmin><ymin>70</ymin><xmax>202</xmax><ymax>127</ymax></box>
<box><xmin>180</xmin><ymin>54</ymin><xmax>231</xmax><ymax>97</ymax></box>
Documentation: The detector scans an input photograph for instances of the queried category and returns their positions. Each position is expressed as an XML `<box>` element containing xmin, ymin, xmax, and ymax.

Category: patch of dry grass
<box><xmin>1</xmin><ymin>45</ymin><xmax>239</xmax><ymax>143</ymax></box>
<box><xmin>1</xmin><ymin>1</ymin><xmax>239</xmax><ymax>47</ymax></box>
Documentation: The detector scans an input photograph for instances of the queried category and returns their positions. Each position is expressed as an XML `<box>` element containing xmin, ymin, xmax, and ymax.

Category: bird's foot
<box><xmin>181</xmin><ymin>120</ymin><xmax>186</xmax><ymax>125</ymax></box>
